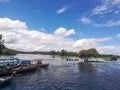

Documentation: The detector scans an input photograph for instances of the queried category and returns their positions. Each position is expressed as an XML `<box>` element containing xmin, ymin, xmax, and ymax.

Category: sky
<box><xmin>0</xmin><ymin>0</ymin><xmax>120</xmax><ymax>55</ymax></box>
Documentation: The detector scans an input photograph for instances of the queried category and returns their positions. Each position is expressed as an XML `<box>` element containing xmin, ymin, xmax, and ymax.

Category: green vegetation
<box><xmin>0</xmin><ymin>34</ymin><xmax>19</xmax><ymax>55</ymax></box>
<box><xmin>0</xmin><ymin>34</ymin><xmax>120</xmax><ymax>61</ymax></box>
<box><xmin>78</xmin><ymin>48</ymin><xmax>99</xmax><ymax>58</ymax></box>
<box><xmin>78</xmin><ymin>48</ymin><xmax>119</xmax><ymax>61</ymax></box>
<box><xmin>49</xmin><ymin>50</ymin><xmax>77</xmax><ymax>56</ymax></box>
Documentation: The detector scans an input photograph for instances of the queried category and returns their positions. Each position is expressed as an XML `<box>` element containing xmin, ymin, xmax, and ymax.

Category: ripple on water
<box><xmin>1</xmin><ymin>57</ymin><xmax>120</xmax><ymax>90</ymax></box>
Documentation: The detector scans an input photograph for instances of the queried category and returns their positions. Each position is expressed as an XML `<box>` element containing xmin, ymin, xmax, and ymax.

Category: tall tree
<box><xmin>78</xmin><ymin>48</ymin><xmax>99</xmax><ymax>58</ymax></box>
<box><xmin>78</xmin><ymin>48</ymin><xmax>99</xmax><ymax>62</ymax></box>
<box><xmin>60</xmin><ymin>49</ymin><xmax>67</xmax><ymax>56</ymax></box>
<box><xmin>87</xmin><ymin>48</ymin><xmax>99</xmax><ymax>57</ymax></box>
<box><xmin>0</xmin><ymin>34</ymin><xmax>5</xmax><ymax>54</ymax></box>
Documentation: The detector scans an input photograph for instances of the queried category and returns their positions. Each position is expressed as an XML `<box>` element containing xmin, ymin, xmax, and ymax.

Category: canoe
<box><xmin>0</xmin><ymin>65</ymin><xmax>19</xmax><ymax>77</ymax></box>
<box><xmin>37</xmin><ymin>64</ymin><xmax>49</xmax><ymax>67</ymax></box>
<box><xmin>0</xmin><ymin>70</ymin><xmax>12</xmax><ymax>77</ymax></box>
<box><xmin>12</xmin><ymin>66</ymin><xmax>37</xmax><ymax>74</ymax></box>
<box><xmin>0</xmin><ymin>76</ymin><xmax>12</xmax><ymax>86</ymax></box>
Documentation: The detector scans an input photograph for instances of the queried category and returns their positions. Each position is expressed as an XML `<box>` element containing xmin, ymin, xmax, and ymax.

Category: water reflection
<box><xmin>1</xmin><ymin>54</ymin><xmax>120</xmax><ymax>90</ymax></box>
<box><xmin>78</xmin><ymin>62</ymin><xmax>96</xmax><ymax>73</ymax></box>
<box><xmin>0</xmin><ymin>82</ymin><xmax>12</xmax><ymax>89</ymax></box>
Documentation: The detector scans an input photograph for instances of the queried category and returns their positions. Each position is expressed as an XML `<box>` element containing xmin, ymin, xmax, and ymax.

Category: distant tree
<box><xmin>49</xmin><ymin>50</ymin><xmax>56</xmax><ymax>55</ymax></box>
<box><xmin>78</xmin><ymin>50</ymin><xmax>87</xmax><ymax>57</ymax></box>
<box><xmin>78</xmin><ymin>50</ymin><xmax>87</xmax><ymax>62</ymax></box>
<box><xmin>49</xmin><ymin>50</ymin><xmax>56</xmax><ymax>58</ymax></box>
<box><xmin>110</xmin><ymin>56</ymin><xmax>117</xmax><ymax>61</ymax></box>
<box><xmin>87</xmin><ymin>48</ymin><xmax>99</xmax><ymax>57</ymax></box>
<box><xmin>78</xmin><ymin>48</ymin><xmax>99</xmax><ymax>62</ymax></box>
<box><xmin>60</xmin><ymin>49</ymin><xmax>67</xmax><ymax>56</ymax></box>
<box><xmin>0</xmin><ymin>34</ymin><xmax>5</xmax><ymax>54</ymax></box>
<box><xmin>50</xmin><ymin>50</ymin><xmax>77</xmax><ymax>56</ymax></box>
<box><xmin>78</xmin><ymin>48</ymin><xmax>99</xmax><ymax>57</ymax></box>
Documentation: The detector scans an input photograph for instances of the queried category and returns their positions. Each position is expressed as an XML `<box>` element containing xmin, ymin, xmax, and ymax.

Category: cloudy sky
<box><xmin>0</xmin><ymin>0</ymin><xmax>120</xmax><ymax>55</ymax></box>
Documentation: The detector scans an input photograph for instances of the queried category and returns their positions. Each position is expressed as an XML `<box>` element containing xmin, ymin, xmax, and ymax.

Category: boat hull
<box><xmin>0</xmin><ymin>71</ymin><xmax>12</xmax><ymax>77</ymax></box>
<box><xmin>0</xmin><ymin>77</ymin><xmax>12</xmax><ymax>86</ymax></box>
<box><xmin>13</xmin><ymin>66</ymin><xmax>37</xmax><ymax>74</ymax></box>
<box><xmin>37</xmin><ymin>64</ymin><xmax>49</xmax><ymax>67</ymax></box>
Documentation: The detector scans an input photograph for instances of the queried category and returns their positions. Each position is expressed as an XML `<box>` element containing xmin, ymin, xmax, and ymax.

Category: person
<box><xmin>11</xmin><ymin>71</ymin><xmax>16</xmax><ymax>77</ymax></box>
<box><xmin>37</xmin><ymin>59</ymin><xmax>42</xmax><ymax>64</ymax></box>
<box><xmin>5</xmin><ymin>63</ymin><xmax>11</xmax><ymax>71</ymax></box>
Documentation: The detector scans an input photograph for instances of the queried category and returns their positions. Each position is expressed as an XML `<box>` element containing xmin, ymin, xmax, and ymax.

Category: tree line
<box><xmin>0</xmin><ymin>34</ymin><xmax>120</xmax><ymax>60</ymax></box>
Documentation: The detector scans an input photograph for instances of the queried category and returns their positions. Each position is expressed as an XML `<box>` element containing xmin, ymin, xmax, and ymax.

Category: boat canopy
<box><xmin>20</xmin><ymin>60</ymin><xmax>31</xmax><ymax>63</ymax></box>
<box><xmin>0</xmin><ymin>58</ymin><xmax>19</xmax><ymax>64</ymax></box>
<box><xmin>0</xmin><ymin>58</ymin><xmax>30</xmax><ymax>64</ymax></box>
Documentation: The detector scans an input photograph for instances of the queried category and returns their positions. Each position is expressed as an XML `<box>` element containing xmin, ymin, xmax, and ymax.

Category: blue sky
<box><xmin>0</xmin><ymin>0</ymin><xmax>120</xmax><ymax>55</ymax></box>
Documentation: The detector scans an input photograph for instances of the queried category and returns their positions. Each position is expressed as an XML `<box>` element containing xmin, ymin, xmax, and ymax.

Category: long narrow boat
<box><xmin>0</xmin><ymin>70</ymin><xmax>12</xmax><ymax>77</ymax></box>
<box><xmin>34</xmin><ymin>59</ymin><xmax>49</xmax><ymax>67</ymax></box>
<box><xmin>12</xmin><ymin>66</ymin><xmax>37</xmax><ymax>74</ymax></box>
<box><xmin>36</xmin><ymin>64</ymin><xmax>49</xmax><ymax>67</ymax></box>
<box><xmin>10</xmin><ymin>59</ymin><xmax>37</xmax><ymax>74</ymax></box>
<box><xmin>0</xmin><ymin>64</ymin><xmax>20</xmax><ymax>77</ymax></box>
<box><xmin>0</xmin><ymin>58</ymin><xmax>20</xmax><ymax>77</ymax></box>
<box><xmin>0</xmin><ymin>76</ymin><xmax>12</xmax><ymax>86</ymax></box>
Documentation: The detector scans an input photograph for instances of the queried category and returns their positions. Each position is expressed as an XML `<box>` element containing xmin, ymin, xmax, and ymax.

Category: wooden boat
<box><xmin>0</xmin><ymin>76</ymin><xmax>12</xmax><ymax>86</ymax></box>
<box><xmin>34</xmin><ymin>59</ymin><xmax>49</xmax><ymax>68</ymax></box>
<box><xmin>0</xmin><ymin>58</ymin><xmax>20</xmax><ymax>77</ymax></box>
<box><xmin>12</xmin><ymin>66</ymin><xmax>37</xmax><ymax>74</ymax></box>
<box><xmin>11</xmin><ymin>59</ymin><xmax>37</xmax><ymax>74</ymax></box>
<box><xmin>0</xmin><ymin>70</ymin><xmax>12</xmax><ymax>77</ymax></box>
<box><xmin>0</xmin><ymin>64</ymin><xmax>19</xmax><ymax>77</ymax></box>
<box><xmin>36</xmin><ymin>64</ymin><xmax>49</xmax><ymax>67</ymax></box>
<box><xmin>66</xmin><ymin>58</ymin><xmax>80</xmax><ymax>61</ymax></box>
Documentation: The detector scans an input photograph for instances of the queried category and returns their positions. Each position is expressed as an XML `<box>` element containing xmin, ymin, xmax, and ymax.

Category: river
<box><xmin>0</xmin><ymin>54</ymin><xmax>120</xmax><ymax>90</ymax></box>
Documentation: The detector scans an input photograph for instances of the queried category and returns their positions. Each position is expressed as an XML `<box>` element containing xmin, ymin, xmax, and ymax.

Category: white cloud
<box><xmin>104</xmin><ymin>20</ymin><xmax>120</xmax><ymax>27</ymax></box>
<box><xmin>80</xmin><ymin>0</ymin><xmax>120</xmax><ymax>27</ymax></box>
<box><xmin>80</xmin><ymin>17</ymin><xmax>92</xmax><ymax>24</ymax></box>
<box><xmin>0</xmin><ymin>0</ymin><xmax>10</xmax><ymax>3</ymax></box>
<box><xmin>97</xmin><ymin>46</ymin><xmax>120</xmax><ymax>55</ymax></box>
<box><xmin>80</xmin><ymin>17</ymin><xmax>120</xmax><ymax>27</ymax></box>
<box><xmin>117</xmin><ymin>34</ymin><xmax>120</xmax><ymax>38</ymax></box>
<box><xmin>114</xmin><ymin>10</ymin><xmax>119</xmax><ymax>14</ymax></box>
<box><xmin>73</xmin><ymin>39</ymin><xmax>99</xmax><ymax>49</ymax></box>
<box><xmin>56</xmin><ymin>7</ymin><xmax>67</xmax><ymax>14</ymax></box>
<box><xmin>94</xmin><ymin>20</ymin><xmax>120</xmax><ymax>27</ymax></box>
<box><xmin>96</xmin><ymin>37</ymin><xmax>112</xmax><ymax>42</ymax></box>
<box><xmin>0</xmin><ymin>18</ymin><xmax>119</xmax><ymax>55</ymax></box>
<box><xmin>0</xmin><ymin>18</ymin><xmax>75</xmax><ymax>51</ymax></box>
<box><xmin>0</xmin><ymin>18</ymin><xmax>27</xmax><ymax>30</ymax></box>
<box><xmin>54</xmin><ymin>27</ymin><xmax>75</xmax><ymax>37</ymax></box>
<box><xmin>73</xmin><ymin>37</ymin><xmax>112</xmax><ymax>49</ymax></box>
<box><xmin>112</xmin><ymin>0</ymin><xmax>120</xmax><ymax>5</ymax></box>
<box><xmin>92</xmin><ymin>0</ymin><xmax>120</xmax><ymax>15</ymax></box>
<box><xmin>93</xmin><ymin>5</ymin><xmax>107</xmax><ymax>14</ymax></box>
<box><xmin>40</xmin><ymin>27</ymin><xmax>46</xmax><ymax>32</ymax></box>
<box><xmin>72</xmin><ymin>37</ymin><xmax>120</xmax><ymax>55</ymax></box>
